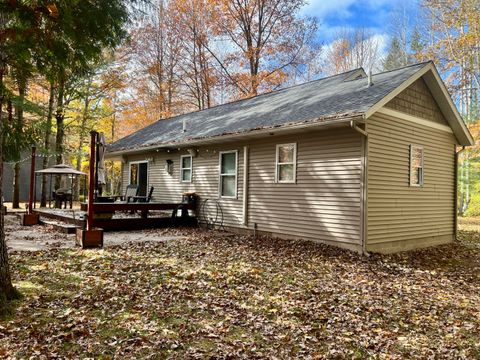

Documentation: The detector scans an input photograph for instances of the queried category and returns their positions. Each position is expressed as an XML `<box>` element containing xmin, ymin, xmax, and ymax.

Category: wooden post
<box><xmin>87</xmin><ymin>131</ymin><xmax>96</xmax><ymax>231</ymax></box>
<box><xmin>49</xmin><ymin>174</ymin><xmax>52</xmax><ymax>208</ymax></box>
<box><xmin>76</xmin><ymin>130</ymin><xmax>103</xmax><ymax>248</ymax></box>
<box><xmin>28</xmin><ymin>146</ymin><xmax>36</xmax><ymax>213</ymax></box>
<box><xmin>21</xmin><ymin>146</ymin><xmax>39</xmax><ymax>225</ymax></box>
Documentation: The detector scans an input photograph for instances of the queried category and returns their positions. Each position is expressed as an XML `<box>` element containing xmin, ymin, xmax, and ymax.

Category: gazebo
<box><xmin>35</xmin><ymin>164</ymin><xmax>87</xmax><ymax>209</ymax></box>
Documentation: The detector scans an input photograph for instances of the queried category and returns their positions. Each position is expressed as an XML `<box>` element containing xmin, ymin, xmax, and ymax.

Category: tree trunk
<box><xmin>0</xmin><ymin>68</ymin><xmax>17</xmax><ymax>302</ymax></box>
<box><xmin>12</xmin><ymin>75</ymin><xmax>26</xmax><ymax>209</ymax></box>
<box><xmin>12</xmin><ymin>163</ymin><xmax>20</xmax><ymax>208</ymax></box>
<box><xmin>55</xmin><ymin>73</ymin><xmax>65</xmax><ymax>166</ymax></box>
<box><xmin>54</xmin><ymin>72</ymin><xmax>65</xmax><ymax>190</ymax></box>
<box><xmin>40</xmin><ymin>81</ymin><xmax>55</xmax><ymax>207</ymax></box>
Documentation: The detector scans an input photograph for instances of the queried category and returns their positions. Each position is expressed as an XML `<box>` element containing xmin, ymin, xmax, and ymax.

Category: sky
<box><xmin>301</xmin><ymin>0</ymin><xmax>421</xmax><ymax>56</ymax></box>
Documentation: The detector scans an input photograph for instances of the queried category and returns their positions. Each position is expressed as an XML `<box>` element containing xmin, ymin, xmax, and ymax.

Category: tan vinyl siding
<box><xmin>122</xmin><ymin>146</ymin><xmax>244</xmax><ymax>228</ymax></box>
<box><xmin>121</xmin><ymin>127</ymin><xmax>363</xmax><ymax>250</ymax></box>
<box><xmin>366</xmin><ymin>111</ymin><xmax>456</xmax><ymax>253</ymax></box>
<box><xmin>248</xmin><ymin>128</ymin><xmax>362</xmax><ymax>250</ymax></box>
<box><xmin>385</xmin><ymin>78</ymin><xmax>448</xmax><ymax>126</ymax></box>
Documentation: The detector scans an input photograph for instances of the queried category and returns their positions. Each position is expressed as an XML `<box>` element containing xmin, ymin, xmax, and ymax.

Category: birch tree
<box><xmin>324</xmin><ymin>28</ymin><xmax>383</xmax><ymax>75</ymax></box>
<box><xmin>420</xmin><ymin>0</ymin><xmax>480</xmax><ymax>214</ymax></box>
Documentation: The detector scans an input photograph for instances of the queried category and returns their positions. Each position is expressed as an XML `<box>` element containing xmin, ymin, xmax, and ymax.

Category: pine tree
<box><xmin>383</xmin><ymin>37</ymin><xmax>408</xmax><ymax>71</ymax></box>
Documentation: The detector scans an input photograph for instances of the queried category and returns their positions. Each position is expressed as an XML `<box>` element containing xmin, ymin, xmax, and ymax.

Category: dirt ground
<box><xmin>4</xmin><ymin>215</ymin><xmax>186</xmax><ymax>251</ymax></box>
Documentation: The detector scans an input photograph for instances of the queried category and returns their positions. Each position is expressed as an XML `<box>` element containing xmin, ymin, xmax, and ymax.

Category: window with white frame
<box><xmin>180</xmin><ymin>155</ymin><xmax>192</xmax><ymax>183</ymax></box>
<box><xmin>410</xmin><ymin>145</ymin><xmax>424</xmax><ymax>186</ymax></box>
<box><xmin>275</xmin><ymin>143</ymin><xmax>297</xmax><ymax>183</ymax></box>
<box><xmin>219</xmin><ymin>151</ymin><xmax>237</xmax><ymax>198</ymax></box>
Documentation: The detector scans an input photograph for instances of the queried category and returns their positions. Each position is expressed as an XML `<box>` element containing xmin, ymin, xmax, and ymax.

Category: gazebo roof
<box><xmin>35</xmin><ymin>164</ymin><xmax>86</xmax><ymax>176</ymax></box>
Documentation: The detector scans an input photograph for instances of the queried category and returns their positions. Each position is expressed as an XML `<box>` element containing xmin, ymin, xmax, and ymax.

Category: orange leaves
<box><xmin>112</xmin><ymin>0</ymin><xmax>318</xmax><ymax>132</ymax></box>
<box><xmin>46</xmin><ymin>4</ymin><xmax>59</xmax><ymax>18</ymax></box>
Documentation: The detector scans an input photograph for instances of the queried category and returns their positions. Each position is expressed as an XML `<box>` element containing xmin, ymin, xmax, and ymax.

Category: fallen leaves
<box><xmin>0</xmin><ymin>223</ymin><xmax>479</xmax><ymax>358</ymax></box>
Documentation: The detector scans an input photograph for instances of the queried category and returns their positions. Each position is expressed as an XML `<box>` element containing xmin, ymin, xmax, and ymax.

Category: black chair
<box><xmin>131</xmin><ymin>186</ymin><xmax>154</xmax><ymax>203</ymax></box>
<box><xmin>112</xmin><ymin>184</ymin><xmax>139</xmax><ymax>203</ymax></box>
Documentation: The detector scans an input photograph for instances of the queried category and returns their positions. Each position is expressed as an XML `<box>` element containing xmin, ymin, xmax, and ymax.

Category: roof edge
<box><xmin>106</xmin><ymin>113</ymin><xmax>364</xmax><ymax>158</ymax></box>
<box><xmin>366</xmin><ymin>61</ymin><xmax>474</xmax><ymax>146</ymax></box>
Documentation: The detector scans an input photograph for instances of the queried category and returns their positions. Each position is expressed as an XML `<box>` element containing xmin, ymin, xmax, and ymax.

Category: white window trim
<box><xmin>275</xmin><ymin>143</ymin><xmax>297</xmax><ymax>184</ymax></box>
<box><xmin>219</xmin><ymin>150</ymin><xmax>238</xmax><ymax>199</ymax></box>
<box><xmin>409</xmin><ymin>144</ymin><xmax>424</xmax><ymax>187</ymax></box>
<box><xmin>128</xmin><ymin>160</ymin><xmax>149</xmax><ymax>187</ymax></box>
<box><xmin>180</xmin><ymin>155</ymin><xmax>193</xmax><ymax>183</ymax></box>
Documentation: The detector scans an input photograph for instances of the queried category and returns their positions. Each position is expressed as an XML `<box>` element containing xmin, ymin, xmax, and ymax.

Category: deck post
<box><xmin>87</xmin><ymin>131</ymin><xmax>96</xmax><ymax>231</ymax></box>
<box><xmin>28</xmin><ymin>146</ymin><xmax>36</xmax><ymax>213</ymax></box>
<box><xmin>21</xmin><ymin>146</ymin><xmax>39</xmax><ymax>226</ymax></box>
<box><xmin>76</xmin><ymin>131</ymin><xmax>103</xmax><ymax>248</ymax></box>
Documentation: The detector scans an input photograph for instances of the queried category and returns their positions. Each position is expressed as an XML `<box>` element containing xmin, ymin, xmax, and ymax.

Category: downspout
<box><xmin>351</xmin><ymin>120</ymin><xmax>369</xmax><ymax>256</ymax></box>
<box><xmin>454</xmin><ymin>145</ymin><xmax>466</xmax><ymax>240</ymax></box>
<box><xmin>242</xmin><ymin>145</ymin><xmax>249</xmax><ymax>226</ymax></box>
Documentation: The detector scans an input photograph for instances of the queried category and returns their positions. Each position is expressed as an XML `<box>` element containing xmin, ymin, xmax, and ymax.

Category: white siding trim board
<box><xmin>377</xmin><ymin>107</ymin><xmax>453</xmax><ymax>134</ymax></box>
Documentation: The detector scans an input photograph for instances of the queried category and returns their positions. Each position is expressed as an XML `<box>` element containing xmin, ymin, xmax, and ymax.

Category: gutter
<box><xmin>454</xmin><ymin>145</ymin><xmax>466</xmax><ymax>240</ymax></box>
<box><xmin>106</xmin><ymin>114</ymin><xmax>364</xmax><ymax>158</ymax></box>
<box><xmin>351</xmin><ymin>120</ymin><xmax>370</xmax><ymax>256</ymax></box>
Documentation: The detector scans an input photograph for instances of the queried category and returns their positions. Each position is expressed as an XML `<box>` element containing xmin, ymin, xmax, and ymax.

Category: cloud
<box><xmin>300</xmin><ymin>0</ymin><xmax>402</xmax><ymax>44</ymax></box>
<box><xmin>301</xmin><ymin>0</ymin><xmax>395</xmax><ymax>20</ymax></box>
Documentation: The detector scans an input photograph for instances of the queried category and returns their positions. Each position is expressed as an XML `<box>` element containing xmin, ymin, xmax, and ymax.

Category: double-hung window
<box><xmin>410</xmin><ymin>145</ymin><xmax>424</xmax><ymax>186</ymax></box>
<box><xmin>180</xmin><ymin>155</ymin><xmax>192</xmax><ymax>183</ymax></box>
<box><xmin>219</xmin><ymin>151</ymin><xmax>237</xmax><ymax>198</ymax></box>
<box><xmin>275</xmin><ymin>143</ymin><xmax>297</xmax><ymax>183</ymax></box>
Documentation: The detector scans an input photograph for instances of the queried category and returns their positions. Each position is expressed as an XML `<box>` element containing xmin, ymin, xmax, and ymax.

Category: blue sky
<box><xmin>302</xmin><ymin>0</ymin><xmax>420</xmax><ymax>43</ymax></box>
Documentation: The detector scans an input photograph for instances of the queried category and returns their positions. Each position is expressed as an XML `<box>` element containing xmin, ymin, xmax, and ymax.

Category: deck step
<box><xmin>39</xmin><ymin>219</ymin><xmax>78</xmax><ymax>234</ymax></box>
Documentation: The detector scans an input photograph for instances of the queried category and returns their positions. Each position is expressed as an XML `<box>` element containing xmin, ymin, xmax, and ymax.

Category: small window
<box><xmin>275</xmin><ymin>143</ymin><xmax>297</xmax><ymax>183</ymax></box>
<box><xmin>410</xmin><ymin>145</ymin><xmax>424</xmax><ymax>186</ymax></box>
<box><xmin>219</xmin><ymin>151</ymin><xmax>237</xmax><ymax>198</ymax></box>
<box><xmin>180</xmin><ymin>155</ymin><xmax>192</xmax><ymax>183</ymax></box>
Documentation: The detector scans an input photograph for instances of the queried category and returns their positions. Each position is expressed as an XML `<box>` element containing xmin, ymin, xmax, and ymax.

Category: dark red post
<box><xmin>87</xmin><ymin>131</ymin><xmax>97</xmax><ymax>231</ymax></box>
<box><xmin>22</xmin><ymin>146</ymin><xmax>39</xmax><ymax>225</ymax></box>
<box><xmin>28</xmin><ymin>146</ymin><xmax>36</xmax><ymax>214</ymax></box>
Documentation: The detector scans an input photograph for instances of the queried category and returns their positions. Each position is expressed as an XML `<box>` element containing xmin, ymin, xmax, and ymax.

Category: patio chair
<box><xmin>130</xmin><ymin>186</ymin><xmax>154</xmax><ymax>203</ymax></box>
<box><xmin>129</xmin><ymin>186</ymin><xmax>154</xmax><ymax>218</ymax></box>
<box><xmin>113</xmin><ymin>184</ymin><xmax>139</xmax><ymax>203</ymax></box>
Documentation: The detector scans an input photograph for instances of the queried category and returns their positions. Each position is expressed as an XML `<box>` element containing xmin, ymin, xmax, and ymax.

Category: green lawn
<box><xmin>1</xmin><ymin>224</ymin><xmax>479</xmax><ymax>359</ymax></box>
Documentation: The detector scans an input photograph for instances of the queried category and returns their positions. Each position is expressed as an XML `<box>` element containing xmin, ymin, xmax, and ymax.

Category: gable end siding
<box><xmin>366</xmin><ymin>111</ymin><xmax>457</xmax><ymax>253</ymax></box>
<box><xmin>385</xmin><ymin>78</ymin><xmax>448</xmax><ymax>126</ymax></box>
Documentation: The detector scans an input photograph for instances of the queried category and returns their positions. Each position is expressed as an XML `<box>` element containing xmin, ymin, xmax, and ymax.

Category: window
<box><xmin>180</xmin><ymin>155</ymin><xmax>192</xmax><ymax>183</ymax></box>
<box><xmin>219</xmin><ymin>151</ymin><xmax>237</xmax><ymax>198</ymax></box>
<box><xmin>275</xmin><ymin>143</ymin><xmax>297</xmax><ymax>183</ymax></box>
<box><xmin>410</xmin><ymin>145</ymin><xmax>424</xmax><ymax>186</ymax></box>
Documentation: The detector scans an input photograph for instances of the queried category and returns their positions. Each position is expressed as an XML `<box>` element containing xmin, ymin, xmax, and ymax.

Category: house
<box><xmin>106</xmin><ymin>62</ymin><xmax>474</xmax><ymax>254</ymax></box>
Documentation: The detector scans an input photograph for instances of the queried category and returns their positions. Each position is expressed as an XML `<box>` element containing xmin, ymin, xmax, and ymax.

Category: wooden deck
<box><xmin>34</xmin><ymin>202</ymin><xmax>197</xmax><ymax>231</ymax></box>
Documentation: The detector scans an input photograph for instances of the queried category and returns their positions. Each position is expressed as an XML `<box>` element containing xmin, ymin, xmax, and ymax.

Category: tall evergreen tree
<box><xmin>383</xmin><ymin>37</ymin><xmax>408</xmax><ymax>71</ymax></box>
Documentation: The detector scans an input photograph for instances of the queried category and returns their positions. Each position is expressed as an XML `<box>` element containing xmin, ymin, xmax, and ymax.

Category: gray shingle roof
<box><xmin>108</xmin><ymin>62</ymin><xmax>429</xmax><ymax>153</ymax></box>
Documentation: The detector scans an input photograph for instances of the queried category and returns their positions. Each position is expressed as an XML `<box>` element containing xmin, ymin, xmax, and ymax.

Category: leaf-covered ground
<box><xmin>1</xmin><ymin>221</ymin><xmax>480</xmax><ymax>359</ymax></box>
